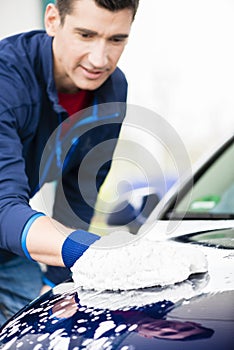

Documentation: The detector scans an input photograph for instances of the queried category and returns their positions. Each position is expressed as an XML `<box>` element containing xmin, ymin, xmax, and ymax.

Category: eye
<box><xmin>74</xmin><ymin>29</ymin><xmax>96</xmax><ymax>39</ymax></box>
<box><xmin>110</xmin><ymin>36</ymin><xmax>128</xmax><ymax>44</ymax></box>
<box><xmin>79</xmin><ymin>32</ymin><xmax>94</xmax><ymax>39</ymax></box>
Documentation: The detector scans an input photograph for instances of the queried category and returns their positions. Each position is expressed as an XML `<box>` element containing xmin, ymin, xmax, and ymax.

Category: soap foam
<box><xmin>71</xmin><ymin>235</ymin><xmax>207</xmax><ymax>291</ymax></box>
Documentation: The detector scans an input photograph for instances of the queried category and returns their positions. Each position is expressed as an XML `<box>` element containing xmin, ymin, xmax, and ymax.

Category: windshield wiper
<box><xmin>166</xmin><ymin>211</ymin><xmax>234</xmax><ymax>220</ymax></box>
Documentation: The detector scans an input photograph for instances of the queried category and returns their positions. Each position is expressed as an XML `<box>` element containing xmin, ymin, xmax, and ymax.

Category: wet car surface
<box><xmin>0</xmin><ymin>135</ymin><xmax>233</xmax><ymax>349</ymax></box>
<box><xmin>0</xmin><ymin>276</ymin><xmax>233</xmax><ymax>349</ymax></box>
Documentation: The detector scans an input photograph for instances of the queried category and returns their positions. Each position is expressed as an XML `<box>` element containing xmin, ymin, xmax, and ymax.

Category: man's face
<box><xmin>45</xmin><ymin>0</ymin><xmax>133</xmax><ymax>93</ymax></box>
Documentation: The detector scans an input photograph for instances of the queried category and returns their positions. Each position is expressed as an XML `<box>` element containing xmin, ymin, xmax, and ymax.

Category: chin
<box><xmin>73</xmin><ymin>75</ymin><xmax>109</xmax><ymax>91</ymax></box>
<box><xmin>80</xmin><ymin>81</ymin><xmax>106</xmax><ymax>91</ymax></box>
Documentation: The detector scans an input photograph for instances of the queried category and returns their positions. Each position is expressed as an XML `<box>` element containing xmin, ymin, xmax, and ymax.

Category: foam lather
<box><xmin>71</xmin><ymin>231</ymin><xmax>208</xmax><ymax>291</ymax></box>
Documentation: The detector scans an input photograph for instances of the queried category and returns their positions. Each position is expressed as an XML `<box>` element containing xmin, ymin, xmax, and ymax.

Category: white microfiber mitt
<box><xmin>71</xmin><ymin>231</ymin><xmax>207</xmax><ymax>291</ymax></box>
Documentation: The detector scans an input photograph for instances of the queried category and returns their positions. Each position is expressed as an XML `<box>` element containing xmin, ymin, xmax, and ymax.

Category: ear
<box><xmin>44</xmin><ymin>4</ymin><xmax>60</xmax><ymax>37</ymax></box>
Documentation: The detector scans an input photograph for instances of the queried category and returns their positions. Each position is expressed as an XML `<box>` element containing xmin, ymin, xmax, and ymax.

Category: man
<box><xmin>0</xmin><ymin>0</ymin><xmax>139</xmax><ymax>324</ymax></box>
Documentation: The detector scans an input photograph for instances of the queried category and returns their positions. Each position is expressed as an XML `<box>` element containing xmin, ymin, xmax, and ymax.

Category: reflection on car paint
<box><xmin>0</xmin><ymin>289</ymin><xmax>217</xmax><ymax>349</ymax></box>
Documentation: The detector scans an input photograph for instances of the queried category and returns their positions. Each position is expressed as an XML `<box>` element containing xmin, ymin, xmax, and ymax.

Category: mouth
<box><xmin>80</xmin><ymin>65</ymin><xmax>107</xmax><ymax>80</ymax></box>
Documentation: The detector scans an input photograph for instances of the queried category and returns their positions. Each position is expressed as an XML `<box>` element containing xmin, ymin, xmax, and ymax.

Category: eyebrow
<box><xmin>74</xmin><ymin>27</ymin><xmax>129</xmax><ymax>39</ymax></box>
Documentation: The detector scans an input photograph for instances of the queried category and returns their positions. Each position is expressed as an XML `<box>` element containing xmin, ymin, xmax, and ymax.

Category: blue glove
<box><xmin>62</xmin><ymin>230</ymin><xmax>100</xmax><ymax>268</ymax></box>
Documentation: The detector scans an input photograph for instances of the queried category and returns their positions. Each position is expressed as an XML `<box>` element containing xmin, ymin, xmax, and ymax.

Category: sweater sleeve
<box><xmin>0</xmin><ymin>105</ymin><xmax>42</xmax><ymax>257</ymax></box>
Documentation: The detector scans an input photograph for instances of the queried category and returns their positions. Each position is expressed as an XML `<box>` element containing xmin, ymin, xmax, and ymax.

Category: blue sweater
<box><xmin>0</xmin><ymin>30</ymin><xmax>127</xmax><ymax>282</ymax></box>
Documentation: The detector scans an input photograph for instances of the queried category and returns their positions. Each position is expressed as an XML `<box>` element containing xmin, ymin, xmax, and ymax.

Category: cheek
<box><xmin>60</xmin><ymin>37</ymin><xmax>84</xmax><ymax>62</ymax></box>
<box><xmin>110</xmin><ymin>46</ymin><xmax>126</xmax><ymax>64</ymax></box>
<box><xmin>70</xmin><ymin>44</ymin><xmax>91</xmax><ymax>66</ymax></box>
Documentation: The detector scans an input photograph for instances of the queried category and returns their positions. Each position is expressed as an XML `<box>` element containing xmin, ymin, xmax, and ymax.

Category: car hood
<box><xmin>0</xmin><ymin>220</ymin><xmax>233</xmax><ymax>350</ymax></box>
<box><xmin>140</xmin><ymin>218</ymin><xmax>234</xmax><ymax>240</ymax></box>
<box><xmin>74</xmin><ymin>220</ymin><xmax>234</xmax><ymax>310</ymax></box>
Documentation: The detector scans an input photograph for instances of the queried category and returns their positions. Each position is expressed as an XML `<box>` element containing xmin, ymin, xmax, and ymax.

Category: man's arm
<box><xmin>26</xmin><ymin>215</ymin><xmax>100</xmax><ymax>267</ymax></box>
<box><xmin>26</xmin><ymin>215</ymin><xmax>71</xmax><ymax>266</ymax></box>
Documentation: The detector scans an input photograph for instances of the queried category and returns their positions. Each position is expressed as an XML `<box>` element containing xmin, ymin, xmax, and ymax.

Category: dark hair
<box><xmin>55</xmin><ymin>0</ymin><xmax>140</xmax><ymax>24</ymax></box>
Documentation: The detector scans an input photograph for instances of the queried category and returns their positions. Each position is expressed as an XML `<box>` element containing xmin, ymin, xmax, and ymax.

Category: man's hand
<box><xmin>71</xmin><ymin>232</ymin><xmax>208</xmax><ymax>291</ymax></box>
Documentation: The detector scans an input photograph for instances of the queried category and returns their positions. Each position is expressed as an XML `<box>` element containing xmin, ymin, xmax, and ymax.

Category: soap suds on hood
<box><xmin>71</xmin><ymin>232</ymin><xmax>207</xmax><ymax>291</ymax></box>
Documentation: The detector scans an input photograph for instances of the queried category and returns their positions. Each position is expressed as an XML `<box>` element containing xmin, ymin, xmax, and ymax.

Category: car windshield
<box><xmin>168</xmin><ymin>138</ymin><xmax>234</xmax><ymax>219</ymax></box>
<box><xmin>173</xmin><ymin>227</ymin><xmax>234</xmax><ymax>249</ymax></box>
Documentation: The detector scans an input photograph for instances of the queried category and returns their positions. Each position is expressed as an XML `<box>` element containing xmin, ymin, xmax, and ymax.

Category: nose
<box><xmin>88</xmin><ymin>40</ymin><xmax>108</xmax><ymax>69</ymax></box>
